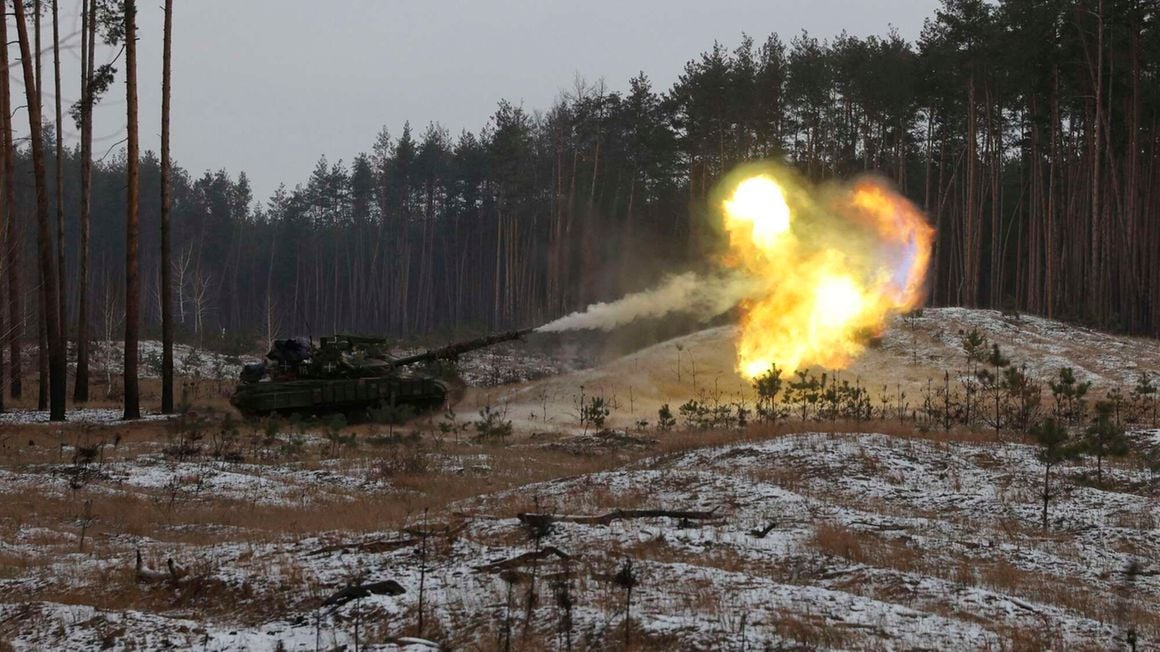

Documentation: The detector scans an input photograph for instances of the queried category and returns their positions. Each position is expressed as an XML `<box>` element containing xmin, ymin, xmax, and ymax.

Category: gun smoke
<box><xmin>535</xmin><ymin>271</ymin><xmax>757</xmax><ymax>333</ymax></box>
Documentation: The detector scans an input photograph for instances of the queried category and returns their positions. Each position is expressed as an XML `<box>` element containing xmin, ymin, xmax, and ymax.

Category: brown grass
<box><xmin>3</xmin><ymin>372</ymin><xmax>1157</xmax><ymax>647</ymax></box>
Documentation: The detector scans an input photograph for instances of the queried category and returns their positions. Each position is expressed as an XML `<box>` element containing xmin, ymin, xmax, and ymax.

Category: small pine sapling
<box><xmin>498</xmin><ymin>569</ymin><xmax>521</xmax><ymax>652</ymax></box>
<box><xmin>959</xmin><ymin>328</ymin><xmax>988</xmax><ymax>425</ymax></box>
<box><xmin>1000</xmin><ymin>364</ymin><xmax>1042</xmax><ymax>435</ymax></box>
<box><xmin>438</xmin><ymin>408</ymin><xmax>462</xmax><ymax>444</ymax></box>
<box><xmin>474</xmin><ymin>401</ymin><xmax>513</xmax><ymax>441</ymax></box>
<box><xmin>551</xmin><ymin>570</ymin><xmax>574</xmax><ymax>651</ymax></box>
<box><xmin>752</xmin><ymin>365</ymin><xmax>783</xmax><ymax>424</ymax></box>
<box><xmin>521</xmin><ymin>496</ymin><xmax>552</xmax><ymax>638</ymax></box>
<box><xmin>1050</xmin><ymin>367</ymin><xmax>1091</xmax><ymax>425</ymax></box>
<box><xmin>416</xmin><ymin>508</ymin><xmax>430</xmax><ymax>637</ymax></box>
<box><xmin>978</xmin><ymin>343</ymin><xmax>1009</xmax><ymax>438</ymax></box>
<box><xmin>1129</xmin><ymin>372</ymin><xmax>1156</xmax><ymax>426</ymax></box>
<box><xmin>580</xmin><ymin>394</ymin><xmax>611</xmax><ymax>433</ymax></box>
<box><xmin>787</xmin><ymin>369</ymin><xmax>823</xmax><ymax>421</ymax></box>
<box><xmin>656</xmin><ymin>403</ymin><xmax>676</xmax><ymax>432</ymax></box>
<box><xmin>1083</xmin><ymin>400</ymin><xmax>1130</xmax><ymax>487</ymax></box>
<box><xmin>1031</xmin><ymin>418</ymin><xmax>1083</xmax><ymax>530</ymax></box>
<box><xmin>614</xmin><ymin>558</ymin><xmax>639</xmax><ymax>649</ymax></box>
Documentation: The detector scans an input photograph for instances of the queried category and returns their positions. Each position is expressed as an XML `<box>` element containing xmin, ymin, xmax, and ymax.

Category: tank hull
<box><xmin>230</xmin><ymin>376</ymin><xmax>448</xmax><ymax>418</ymax></box>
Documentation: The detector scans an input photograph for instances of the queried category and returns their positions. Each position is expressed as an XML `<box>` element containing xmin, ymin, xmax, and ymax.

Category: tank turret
<box><xmin>229</xmin><ymin>329</ymin><xmax>532</xmax><ymax>418</ymax></box>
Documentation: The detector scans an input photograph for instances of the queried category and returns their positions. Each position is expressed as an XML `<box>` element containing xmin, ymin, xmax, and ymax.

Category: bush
<box><xmin>474</xmin><ymin>403</ymin><xmax>512</xmax><ymax>441</ymax></box>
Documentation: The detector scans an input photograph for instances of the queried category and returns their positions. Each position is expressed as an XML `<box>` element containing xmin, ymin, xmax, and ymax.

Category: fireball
<box><xmin>717</xmin><ymin>164</ymin><xmax>934</xmax><ymax>379</ymax></box>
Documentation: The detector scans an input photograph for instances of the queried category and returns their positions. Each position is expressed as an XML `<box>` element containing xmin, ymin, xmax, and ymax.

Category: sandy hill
<box><xmin>462</xmin><ymin>307</ymin><xmax>1160</xmax><ymax>433</ymax></box>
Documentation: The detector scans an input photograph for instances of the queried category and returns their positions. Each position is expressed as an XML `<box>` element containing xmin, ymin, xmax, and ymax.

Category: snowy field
<box><xmin>0</xmin><ymin>308</ymin><xmax>1158</xmax><ymax>650</ymax></box>
<box><xmin>0</xmin><ymin>430</ymin><xmax>1156</xmax><ymax>649</ymax></box>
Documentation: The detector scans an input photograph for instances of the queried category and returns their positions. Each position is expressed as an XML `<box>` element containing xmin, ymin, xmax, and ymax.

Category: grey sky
<box><xmin>34</xmin><ymin>0</ymin><xmax>939</xmax><ymax>203</ymax></box>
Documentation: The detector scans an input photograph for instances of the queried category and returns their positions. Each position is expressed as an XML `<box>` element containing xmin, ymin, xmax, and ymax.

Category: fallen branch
<box><xmin>846</xmin><ymin>520</ymin><xmax>909</xmax><ymax>532</ymax></box>
<box><xmin>749</xmin><ymin>522</ymin><xmax>778</xmax><ymax>538</ymax></box>
<box><xmin>135</xmin><ymin>549</ymin><xmax>187</xmax><ymax>585</ymax></box>
<box><xmin>385</xmin><ymin>637</ymin><xmax>443</xmax><ymax>650</ymax></box>
<box><xmin>517</xmin><ymin>508</ymin><xmax>721</xmax><ymax>528</ymax></box>
<box><xmin>403</xmin><ymin>521</ymin><xmax>467</xmax><ymax>540</ymax></box>
<box><xmin>308</xmin><ymin>538</ymin><xmax>418</xmax><ymax>557</ymax></box>
<box><xmin>322</xmin><ymin>579</ymin><xmax>406</xmax><ymax>608</ymax></box>
<box><xmin>474</xmin><ymin>546</ymin><xmax>572</xmax><ymax>573</ymax></box>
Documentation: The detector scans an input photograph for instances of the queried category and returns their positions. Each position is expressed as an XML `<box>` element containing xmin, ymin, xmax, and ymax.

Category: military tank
<box><xmin>230</xmin><ymin>329</ymin><xmax>532</xmax><ymax>418</ymax></box>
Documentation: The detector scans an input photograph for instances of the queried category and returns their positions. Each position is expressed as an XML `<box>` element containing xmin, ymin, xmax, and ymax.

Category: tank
<box><xmin>229</xmin><ymin>329</ymin><xmax>532</xmax><ymax>419</ymax></box>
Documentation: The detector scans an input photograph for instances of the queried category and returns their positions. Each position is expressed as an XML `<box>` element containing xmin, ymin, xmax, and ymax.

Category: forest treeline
<box><xmin>5</xmin><ymin>0</ymin><xmax>1160</xmax><ymax>363</ymax></box>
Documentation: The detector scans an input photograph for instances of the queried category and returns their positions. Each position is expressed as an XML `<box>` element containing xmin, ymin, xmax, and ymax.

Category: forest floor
<box><xmin>0</xmin><ymin>308</ymin><xmax>1158</xmax><ymax>650</ymax></box>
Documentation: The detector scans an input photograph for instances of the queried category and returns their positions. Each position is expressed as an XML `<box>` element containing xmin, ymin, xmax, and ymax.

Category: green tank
<box><xmin>229</xmin><ymin>329</ymin><xmax>532</xmax><ymax>419</ymax></box>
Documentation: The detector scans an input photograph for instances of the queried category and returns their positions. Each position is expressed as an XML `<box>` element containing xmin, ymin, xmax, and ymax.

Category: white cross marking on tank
<box><xmin>323</xmin><ymin>363</ymin><xmax>336</xmax><ymax>373</ymax></box>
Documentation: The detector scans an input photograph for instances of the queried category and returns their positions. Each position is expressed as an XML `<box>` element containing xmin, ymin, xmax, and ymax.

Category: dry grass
<box><xmin>2</xmin><ymin>358</ymin><xmax>1156</xmax><ymax>649</ymax></box>
<box><xmin>807</xmin><ymin>522</ymin><xmax>1160</xmax><ymax>641</ymax></box>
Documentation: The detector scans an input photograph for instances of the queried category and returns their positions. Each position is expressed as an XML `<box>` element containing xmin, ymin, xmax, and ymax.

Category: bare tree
<box><xmin>13</xmin><ymin>0</ymin><xmax>67</xmax><ymax>420</ymax></box>
<box><xmin>123</xmin><ymin>0</ymin><xmax>140</xmax><ymax>420</ymax></box>
<box><xmin>190</xmin><ymin>269</ymin><xmax>212</xmax><ymax>338</ymax></box>
<box><xmin>174</xmin><ymin>245</ymin><xmax>192</xmax><ymax>326</ymax></box>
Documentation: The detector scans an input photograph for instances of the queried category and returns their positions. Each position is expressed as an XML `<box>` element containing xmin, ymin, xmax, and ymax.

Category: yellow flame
<box><xmin>718</xmin><ymin>164</ymin><xmax>934</xmax><ymax>380</ymax></box>
<box><xmin>723</xmin><ymin>176</ymin><xmax>791</xmax><ymax>250</ymax></box>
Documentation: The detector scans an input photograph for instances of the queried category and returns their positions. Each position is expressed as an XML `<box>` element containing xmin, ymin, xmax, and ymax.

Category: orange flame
<box><xmin>717</xmin><ymin>164</ymin><xmax>934</xmax><ymax>379</ymax></box>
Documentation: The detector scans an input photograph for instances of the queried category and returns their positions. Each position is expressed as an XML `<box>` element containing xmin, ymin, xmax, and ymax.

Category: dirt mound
<box><xmin>461</xmin><ymin>308</ymin><xmax>1160</xmax><ymax>433</ymax></box>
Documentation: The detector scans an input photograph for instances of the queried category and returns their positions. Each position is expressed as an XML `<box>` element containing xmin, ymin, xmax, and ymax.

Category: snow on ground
<box><xmin>2</xmin><ymin>309</ymin><xmax>1159</xmax><ymax>649</ymax></box>
<box><xmin>2</xmin><ymin>431</ymin><xmax>1156</xmax><ymax>650</ymax></box>
<box><xmin>0</xmin><ymin>408</ymin><xmax>174</xmax><ymax>428</ymax></box>
<box><xmin>881</xmin><ymin>307</ymin><xmax>1160</xmax><ymax>387</ymax></box>
<box><xmin>88</xmin><ymin>340</ymin><xmax>257</xmax><ymax>380</ymax></box>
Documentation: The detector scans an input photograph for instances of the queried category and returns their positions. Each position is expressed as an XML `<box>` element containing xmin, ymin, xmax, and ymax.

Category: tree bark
<box><xmin>52</xmin><ymin>0</ymin><xmax>65</xmax><ymax>345</ymax></box>
<box><xmin>74</xmin><ymin>0</ymin><xmax>96</xmax><ymax>402</ymax></box>
<box><xmin>123</xmin><ymin>0</ymin><xmax>141</xmax><ymax>420</ymax></box>
<box><xmin>13</xmin><ymin>0</ymin><xmax>67</xmax><ymax>421</ymax></box>
<box><xmin>160</xmin><ymin>0</ymin><xmax>174</xmax><ymax>413</ymax></box>
<box><xmin>0</xmin><ymin>9</ymin><xmax>20</xmax><ymax>400</ymax></box>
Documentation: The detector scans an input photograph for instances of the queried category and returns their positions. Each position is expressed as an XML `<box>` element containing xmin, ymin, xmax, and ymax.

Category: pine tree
<box><xmin>160</xmin><ymin>0</ymin><xmax>174</xmax><ymax>413</ymax></box>
<box><xmin>123</xmin><ymin>0</ymin><xmax>141</xmax><ymax>420</ymax></box>
<box><xmin>1083</xmin><ymin>400</ymin><xmax>1129</xmax><ymax>487</ymax></box>
<box><xmin>1031</xmin><ymin>418</ymin><xmax>1081</xmax><ymax>530</ymax></box>
<box><xmin>12</xmin><ymin>0</ymin><xmax>67</xmax><ymax>421</ymax></box>
<box><xmin>2</xmin><ymin>2</ymin><xmax>22</xmax><ymax>401</ymax></box>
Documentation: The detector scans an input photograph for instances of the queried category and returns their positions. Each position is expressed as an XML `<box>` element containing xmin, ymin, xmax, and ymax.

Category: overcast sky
<box><xmin>31</xmin><ymin>0</ymin><xmax>939</xmax><ymax>203</ymax></box>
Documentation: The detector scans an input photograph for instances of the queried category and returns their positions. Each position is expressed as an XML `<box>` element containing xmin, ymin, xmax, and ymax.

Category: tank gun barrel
<box><xmin>391</xmin><ymin>328</ymin><xmax>533</xmax><ymax>367</ymax></box>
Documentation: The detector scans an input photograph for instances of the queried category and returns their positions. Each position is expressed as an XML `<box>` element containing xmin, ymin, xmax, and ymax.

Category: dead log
<box><xmin>308</xmin><ymin>538</ymin><xmax>418</xmax><ymax>557</ymax></box>
<box><xmin>134</xmin><ymin>549</ymin><xmax>168</xmax><ymax>584</ymax></box>
<box><xmin>166</xmin><ymin>558</ymin><xmax>188</xmax><ymax>582</ymax></box>
<box><xmin>749</xmin><ymin>522</ymin><xmax>778</xmax><ymax>538</ymax></box>
<box><xmin>517</xmin><ymin>508</ymin><xmax>721</xmax><ymax>528</ymax></box>
<box><xmin>322</xmin><ymin>579</ymin><xmax>406</xmax><ymax>608</ymax></box>
<box><xmin>385</xmin><ymin>637</ymin><xmax>443</xmax><ymax>650</ymax></box>
<box><xmin>474</xmin><ymin>546</ymin><xmax>572</xmax><ymax>573</ymax></box>
<box><xmin>402</xmin><ymin>521</ymin><xmax>467</xmax><ymax>540</ymax></box>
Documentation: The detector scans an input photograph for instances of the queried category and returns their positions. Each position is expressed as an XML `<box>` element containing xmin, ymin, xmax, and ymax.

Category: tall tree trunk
<box><xmin>38</xmin><ymin>282</ymin><xmax>48</xmax><ymax>410</ymax></box>
<box><xmin>35</xmin><ymin>0</ymin><xmax>49</xmax><ymax>411</ymax></box>
<box><xmin>0</xmin><ymin>10</ymin><xmax>19</xmax><ymax>400</ymax></box>
<box><xmin>52</xmin><ymin>0</ymin><xmax>65</xmax><ymax>347</ymax></box>
<box><xmin>13</xmin><ymin>0</ymin><xmax>66</xmax><ymax>421</ymax></box>
<box><xmin>74</xmin><ymin>0</ymin><xmax>96</xmax><ymax>403</ymax></box>
<box><xmin>160</xmin><ymin>0</ymin><xmax>174</xmax><ymax>413</ymax></box>
<box><xmin>123</xmin><ymin>0</ymin><xmax>141</xmax><ymax>420</ymax></box>
<box><xmin>964</xmin><ymin>74</ymin><xmax>979</xmax><ymax>306</ymax></box>
<box><xmin>1089</xmin><ymin>1</ymin><xmax>1104</xmax><ymax>316</ymax></box>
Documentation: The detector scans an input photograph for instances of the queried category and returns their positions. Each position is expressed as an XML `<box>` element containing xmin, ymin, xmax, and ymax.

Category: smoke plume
<box><xmin>536</xmin><ymin>271</ymin><xmax>756</xmax><ymax>333</ymax></box>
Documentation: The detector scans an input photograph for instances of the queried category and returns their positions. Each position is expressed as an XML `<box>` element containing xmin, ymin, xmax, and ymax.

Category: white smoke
<box><xmin>536</xmin><ymin>271</ymin><xmax>758</xmax><ymax>332</ymax></box>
